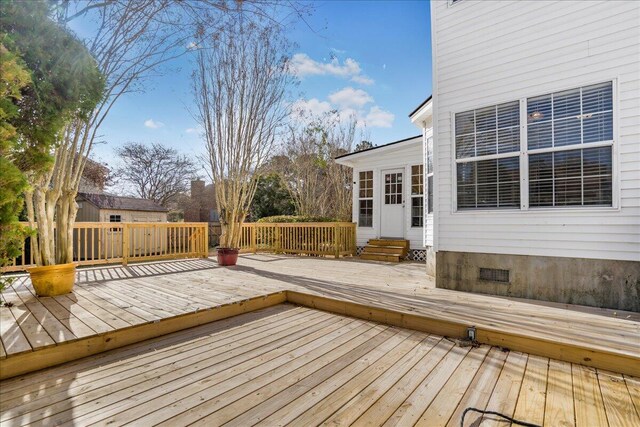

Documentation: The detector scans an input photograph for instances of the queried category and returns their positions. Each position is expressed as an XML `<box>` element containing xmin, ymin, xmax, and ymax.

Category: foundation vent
<box><xmin>479</xmin><ymin>268</ymin><xmax>510</xmax><ymax>283</ymax></box>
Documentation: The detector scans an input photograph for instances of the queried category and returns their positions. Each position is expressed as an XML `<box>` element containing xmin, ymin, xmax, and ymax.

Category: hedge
<box><xmin>256</xmin><ymin>215</ymin><xmax>337</xmax><ymax>223</ymax></box>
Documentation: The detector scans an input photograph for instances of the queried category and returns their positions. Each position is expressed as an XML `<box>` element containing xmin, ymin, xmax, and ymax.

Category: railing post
<box><xmin>251</xmin><ymin>225</ymin><xmax>257</xmax><ymax>253</ymax></box>
<box><xmin>274</xmin><ymin>224</ymin><xmax>281</xmax><ymax>253</ymax></box>
<box><xmin>122</xmin><ymin>223</ymin><xmax>129</xmax><ymax>266</ymax></box>
<box><xmin>352</xmin><ymin>223</ymin><xmax>357</xmax><ymax>255</ymax></box>
<box><xmin>203</xmin><ymin>224</ymin><xmax>209</xmax><ymax>258</ymax></box>
<box><xmin>334</xmin><ymin>223</ymin><xmax>340</xmax><ymax>258</ymax></box>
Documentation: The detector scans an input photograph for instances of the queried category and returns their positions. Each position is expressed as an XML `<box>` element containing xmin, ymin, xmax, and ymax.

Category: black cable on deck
<box><xmin>460</xmin><ymin>407</ymin><xmax>542</xmax><ymax>427</ymax></box>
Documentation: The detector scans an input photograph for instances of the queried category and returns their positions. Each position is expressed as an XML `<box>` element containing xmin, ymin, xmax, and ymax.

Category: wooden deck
<box><xmin>1</xmin><ymin>304</ymin><xmax>638</xmax><ymax>426</ymax></box>
<box><xmin>2</xmin><ymin>255</ymin><xmax>638</xmax><ymax>362</ymax></box>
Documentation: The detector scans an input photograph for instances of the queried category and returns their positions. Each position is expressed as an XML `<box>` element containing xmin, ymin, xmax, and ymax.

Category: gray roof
<box><xmin>78</xmin><ymin>193</ymin><xmax>168</xmax><ymax>212</ymax></box>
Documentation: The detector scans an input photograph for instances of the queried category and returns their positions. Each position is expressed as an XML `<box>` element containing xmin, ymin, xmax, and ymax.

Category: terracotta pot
<box><xmin>28</xmin><ymin>263</ymin><xmax>76</xmax><ymax>297</ymax></box>
<box><xmin>217</xmin><ymin>248</ymin><xmax>239</xmax><ymax>266</ymax></box>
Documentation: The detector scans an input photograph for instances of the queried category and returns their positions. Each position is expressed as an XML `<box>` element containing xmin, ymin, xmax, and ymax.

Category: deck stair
<box><xmin>360</xmin><ymin>239</ymin><xmax>409</xmax><ymax>262</ymax></box>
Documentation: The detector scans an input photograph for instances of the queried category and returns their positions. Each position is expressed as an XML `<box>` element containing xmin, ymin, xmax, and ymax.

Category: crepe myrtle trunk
<box><xmin>218</xmin><ymin>208</ymin><xmax>247</xmax><ymax>249</ymax></box>
<box><xmin>55</xmin><ymin>191</ymin><xmax>78</xmax><ymax>264</ymax></box>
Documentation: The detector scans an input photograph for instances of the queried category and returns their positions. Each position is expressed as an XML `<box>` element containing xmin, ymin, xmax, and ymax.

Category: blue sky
<box><xmin>91</xmin><ymin>1</ymin><xmax>432</xmax><ymax>169</ymax></box>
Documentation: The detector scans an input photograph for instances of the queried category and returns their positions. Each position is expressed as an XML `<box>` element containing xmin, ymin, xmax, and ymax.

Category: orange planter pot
<box><xmin>28</xmin><ymin>263</ymin><xmax>76</xmax><ymax>297</ymax></box>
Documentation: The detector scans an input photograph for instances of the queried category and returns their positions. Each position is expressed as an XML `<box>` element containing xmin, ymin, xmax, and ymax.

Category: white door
<box><xmin>380</xmin><ymin>169</ymin><xmax>405</xmax><ymax>238</ymax></box>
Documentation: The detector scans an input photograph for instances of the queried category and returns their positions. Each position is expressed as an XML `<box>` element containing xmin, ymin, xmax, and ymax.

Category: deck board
<box><xmin>2</xmin><ymin>305</ymin><xmax>633</xmax><ymax>426</ymax></box>
<box><xmin>445</xmin><ymin>347</ymin><xmax>508</xmax><ymax>427</ymax></box>
<box><xmin>512</xmin><ymin>354</ymin><xmax>549</xmax><ymax>426</ymax></box>
<box><xmin>480</xmin><ymin>351</ymin><xmax>528</xmax><ymax>427</ymax></box>
<box><xmin>544</xmin><ymin>359</ymin><xmax>576</xmax><ymax>427</ymax></box>
<box><xmin>573</xmin><ymin>364</ymin><xmax>609</xmax><ymax>427</ymax></box>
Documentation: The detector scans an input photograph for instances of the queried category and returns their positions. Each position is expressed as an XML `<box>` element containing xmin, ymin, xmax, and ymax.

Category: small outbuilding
<box><xmin>76</xmin><ymin>192</ymin><xmax>168</xmax><ymax>223</ymax></box>
<box><xmin>74</xmin><ymin>193</ymin><xmax>169</xmax><ymax>260</ymax></box>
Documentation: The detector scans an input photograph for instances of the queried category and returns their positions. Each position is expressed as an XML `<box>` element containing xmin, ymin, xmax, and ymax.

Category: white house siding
<box><xmin>347</xmin><ymin>139</ymin><xmax>430</xmax><ymax>251</ymax></box>
<box><xmin>431</xmin><ymin>0</ymin><xmax>640</xmax><ymax>262</ymax></box>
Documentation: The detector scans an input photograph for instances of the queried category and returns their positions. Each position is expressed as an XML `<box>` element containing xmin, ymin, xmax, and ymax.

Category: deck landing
<box><xmin>1</xmin><ymin>304</ymin><xmax>638</xmax><ymax>427</ymax></box>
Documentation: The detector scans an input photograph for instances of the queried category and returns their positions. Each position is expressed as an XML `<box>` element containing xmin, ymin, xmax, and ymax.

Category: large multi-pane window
<box><xmin>455</xmin><ymin>101</ymin><xmax>521</xmax><ymax>209</ymax></box>
<box><xmin>426</xmin><ymin>137</ymin><xmax>434</xmax><ymax>214</ymax></box>
<box><xmin>454</xmin><ymin>81</ymin><xmax>614</xmax><ymax>210</ymax></box>
<box><xmin>411</xmin><ymin>165</ymin><xmax>423</xmax><ymax>227</ymax></box>
<box><xmin>358</xmin><ymin>171</ymin><xmax>373</xmax><ymax>227</ymax></box>
<box><xmin>527</xmin><ymin>82</ymin><xmax>613</xmax><ymax>207</ymax></box>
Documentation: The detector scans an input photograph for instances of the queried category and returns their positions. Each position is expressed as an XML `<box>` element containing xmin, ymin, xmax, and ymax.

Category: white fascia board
<box><xmin>410</xmin><ymin>100</ymin><xmax>433</xmax><ymax>130</ymax></box>
<box><xmin>334</xmin><ymin>137</ymin><xmax>422</xmax><ymax>167</ymax></box>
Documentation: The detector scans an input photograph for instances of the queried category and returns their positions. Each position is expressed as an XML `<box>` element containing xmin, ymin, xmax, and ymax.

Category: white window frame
<box><xmin>451</xmin><ymin>79</ymin><xmax>619</xmax><ymax>213</ymax></box>
<box><xmin>410</xmin><ymin>164</ymin><xmax>424</xmax><ymax>228</ymax></box>
<box><xmin>358</xmin><ymin>170</ymin><xmax>374</xmax><ymax>227</ymax></box>
<box><xmin>426</xmin><ymin>137</ymin><xmax>434</xmax><ymax>214</ymax></box>
<box><xmin>453</xmin><ymin>102</ymin><xmax>522</xmax><ymax>211</ymax></box>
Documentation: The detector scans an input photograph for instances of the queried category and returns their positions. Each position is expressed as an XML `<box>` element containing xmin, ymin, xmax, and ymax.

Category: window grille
<box><xmin>527</xmin><ymin>82</ymin><xmax>613</xmax><ymax>207</ymax></box>
<box><xmin>358</xmin><ymin>171</ymin><xmax>373</xmax><ymax>227</ymax></box>
<box><xmin>454</xmin><ymin>81</ymin><xmax>614</xmax><ymax>210</ymax></box>
<box><xmin>455</xmin><ymin>101</ymin><xmax>521</xmax><ymax>210</ymax></box>
<box><xmin>411</xmin><ymin>165</ymin><xmax>423</xmax><ymax>227</ymax></box>
<box><xmin>426</xmin><ymin>137</ymin><xmax>434</xmax><ymax>214</ymax></box>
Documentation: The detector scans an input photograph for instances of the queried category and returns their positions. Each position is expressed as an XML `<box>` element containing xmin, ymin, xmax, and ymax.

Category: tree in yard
<box><xmin>13</xmin><ymin>0</ymin><xmax>305</xmax><ymax>267</ymax></box>
<box><xmin>80</xmin><ymin>158</ymin><xmax>113</xmax><ymax>193</ymax></box>
<box><xmin>0</xmin><ymin>42</ymin><xmax>31</xmax><ymax>301</ymax></box>
<box><xmin>355</xmin><ymin>140</ymin><xmax>375</xmax><ymax>152</ymax></box>
<box><xmin>113</xmin><ymin>142</ymin><xmax>198</xmax><ymax>207</ymax></box>
<box><xmin>279</xmin><ymin>110</ymin><xmax>356</xmax><ymax>221</ymax></box>
<box><xmin>1</xmin><ymin>0</ymin><xmax>104</xmax><ymax>268</ymax></box>
<box><xmin>193</xmin><ymin>20</ymin><xmax>294</xmax><ymax>248</ymax></box>
<box><xmin>249</xmin><ymin>174</ymin><xmax>295</xmax><ymax>221</ymax></box>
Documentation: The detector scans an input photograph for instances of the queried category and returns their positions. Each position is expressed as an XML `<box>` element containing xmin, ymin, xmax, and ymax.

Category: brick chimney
<box><xmin>185</xmin><ymin>179</ymin><xmax>206</xmax><ymax>222</ymax></box>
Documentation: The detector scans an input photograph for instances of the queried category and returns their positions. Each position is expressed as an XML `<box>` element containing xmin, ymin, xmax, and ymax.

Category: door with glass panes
<box><xmin>380</xmin><ymin>169</ymin><xmax>404</xmax><ymax>238</ymax></box>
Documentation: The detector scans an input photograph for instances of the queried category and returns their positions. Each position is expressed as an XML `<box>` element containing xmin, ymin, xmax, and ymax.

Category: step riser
<box><xmin>362</xmin><ymin>247</ymin><xmax>404</xmax><ymax>255</ymax></box>
<box><xmin>360</xmin><ymin>254</ymin><xmax>401</xmax><ymax>263</ymax></box>
<box><xmin>368</xmin><ymin>239</ymin><xmax>409</xmax><ymax>248</ymax></box>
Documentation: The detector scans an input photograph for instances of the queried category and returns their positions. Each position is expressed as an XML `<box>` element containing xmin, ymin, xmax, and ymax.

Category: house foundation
<box><xmin>425</xmin><ymin>246</ymin><xmax>436</xmax><ymax>277</ymax></box>
<box><xmin>436</xmin><ymin>251</ymin><xmax>640</xmax><ymax>312</ymax></box>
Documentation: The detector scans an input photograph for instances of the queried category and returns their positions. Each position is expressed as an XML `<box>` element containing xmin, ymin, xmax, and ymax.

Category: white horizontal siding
<box><xmin>432</xmin><ymin>0</ymin><xmax>640</xmax><ymax>261</ymax></box>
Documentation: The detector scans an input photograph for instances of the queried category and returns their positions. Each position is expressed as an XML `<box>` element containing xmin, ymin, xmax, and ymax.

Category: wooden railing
<box><xmin>239</xmin><ymin>222</ymin><xmax>356</xmax><ymax>258</ymax></box>
<box><xmin>1</xmin><ymin>222</ymin><xmax>209</xmax><ymax>272</ymax></box>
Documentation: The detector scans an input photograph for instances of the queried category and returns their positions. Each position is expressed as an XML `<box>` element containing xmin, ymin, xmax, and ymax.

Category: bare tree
<box><xmin>193</xmin><ymin>20</ymin><xmax>293</xmax><ymax>248</ymax></box>
<box><xmin>80</xmin><ymin>158</ymin><xmax>113</xmax><ymax>193</ymax></box>
<box><xmin>280</xmin><ymin>111</ymin><xmax>356</xmax><ymax>221</ymax></box>
<box><xmin>113</xmin><ymin>142</ymin><xmax>197</xmax><ymax>206</ymax></box>
<box><xmin>25</xmin><ymin>0</ymin><xmax>306</xmax><ymax>265</ymax></box>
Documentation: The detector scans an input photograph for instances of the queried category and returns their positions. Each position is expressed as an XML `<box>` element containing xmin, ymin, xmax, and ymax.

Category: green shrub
<box><xmin>256</xmin><ymin>215</ymin><xmax>336</xmax><ymax>223</ymax></box>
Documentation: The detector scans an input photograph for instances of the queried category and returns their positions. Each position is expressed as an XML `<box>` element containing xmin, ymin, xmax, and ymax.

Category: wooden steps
<box><xmin>359</xmin><ymin>239</ymin><xmax>409</xmax><ymax>263</ymax></box>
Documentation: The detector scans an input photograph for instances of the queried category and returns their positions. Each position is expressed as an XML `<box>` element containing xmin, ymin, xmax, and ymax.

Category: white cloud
<box><xmin>351</xmin><ymin>75</ymin><xmax>374</xmax><ymax>85</ymax></box>
<box><xmin>290</xmin><ymin>53</ymin><xmax>374</xmax><ymax>85</ymax></box>
<box><xmin>291</xmin><ymin>98</ymin><xmax>333</xmax><ymax>117</ymax></box>
<box><xmin>185</xmin><ymin>127</ymin><xmax>201</xmax><ymax>134</ymax></box>
<box><xmin>144</xmin><ymin>119</ymin><xmax>164</xmax><ymax>129</ymax></box>
<box><xmin>186</xmin><ymin>41</ymin><xmax>199</xmax><ymax>50</ymax></box>
<box><xmin>328</xmin><ymin>87</ymin><xmax>374</xmax><ymax>108</ymax></box>
<box><xmin>291</xmin><ymin>92</ymin><xmax>394</xmax><ymax>129</ymax></box>
<box><xmin>364</xmin><ymin>106</ymin><xmax>394</xmax><ymax>128</ymax></box>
